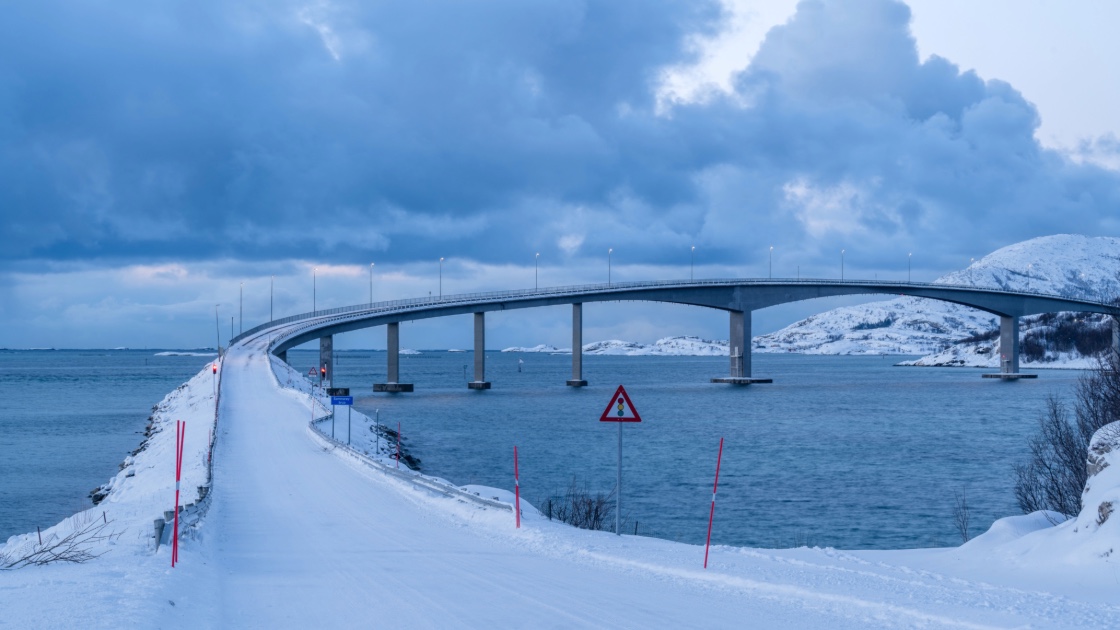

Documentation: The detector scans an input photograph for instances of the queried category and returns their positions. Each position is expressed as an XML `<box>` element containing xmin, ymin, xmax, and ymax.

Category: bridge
<box><xmin>230</xmin><ymin>278</ymin><xmax>1120</xmax><ymax>390</ymax></box>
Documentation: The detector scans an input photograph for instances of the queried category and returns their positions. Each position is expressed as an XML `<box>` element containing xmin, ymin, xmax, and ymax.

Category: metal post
<box><xmin>841</xmin><ymin>249</ymin><xmax>845</xmax><ymax>281</ymax></box>
<box><xmin>320</xmin><ymin>335</ymin><xmax>333</xmax><ymax>386</ymax></box>
<box><xmin>239</xmin><ymin>282</ymin><xmax>243</xmax><ymax>334</ymax></box>
<box><xmin>313</xmin><ymin>267</ymin><xmax>317</xmax><ymax>313</ymax></box>
<box><xmin>691</xmin><ymin>246</ymin><xmax>695</xmax><ymax>281</ymax></box>
<box><xmin>214</xmin><ymin>304</ymin><xmax>220</xmax><ymax>353</ymax></box>
<box><xmin>270</xmin><ymin>275</ymin><xmax>274</xmax><ymax>322</ymax></box>
<box><xmin>616</xmin><ymin>421</ymin><xmax>622</xmax><ymax>536</ymax></box>
<box><xmin>369</xmin><ymin>263</ymin><xmax>374</xmax><ymax>307</ymax></box>
<box><xmin>535</xmin><ymin>253</ymin><xmax>539</xmax><ymax>290</ymax></box>
<box><xmin>908</xmin><ymin>253</ymin><xmax>912</xmax><ymax>283</ymax></box>
<box><xmin>769</xmin><ymin>246</ymin><xmax>773</xmax><ymax>279</ymax></box>
<box><xmin>439</xmin><ymin>257</ymin><xmax>444</xmax><ymax>298</ymax></box>
<box><xmin>608</xmin><ymin>249</ymin><xmax>612</xmax><ymax>286</ymax></box>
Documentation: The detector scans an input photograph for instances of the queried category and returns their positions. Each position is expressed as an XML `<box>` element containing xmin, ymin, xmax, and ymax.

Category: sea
<box><xmin>1</xmin><ymin>348</ymin><xmax>1083</xmax><ymax>550</ymax></box>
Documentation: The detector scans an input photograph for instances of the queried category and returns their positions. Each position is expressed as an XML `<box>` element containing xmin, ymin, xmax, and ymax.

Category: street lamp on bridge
<box><xmin>841</xmin><ymin>249</ymin><xmax>845</xmax><ymax>281</ymax></box>
<box><xmin>769</xmin><ymin>246</ymin><xmax>774</xmax><ymax>279</ymax></box>
<box><xmin>439</xmin><ymin>257</ymin><xmax>445</xmax><ymax>298</ymax></box>
<box><xmin>608</xmin><ymin>248</ymin><xmax>613</xmax><ymax>286</ymax></box>
<box><xmin>369</xmin><ymin>263</ymin><xmax>375</xmax><ymax>306</ymax></box>
<box><xmin>690</xmin><ymin>245</ymin><xmax>695</xmax><ymax>281</ymax></box>
<box><xmin>535</xmin><ymin>253</ymin><xmax>539</xmax><ymax>290</ymax></box>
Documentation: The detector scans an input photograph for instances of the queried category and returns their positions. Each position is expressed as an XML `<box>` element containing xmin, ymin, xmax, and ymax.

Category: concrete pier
<box><xmin>983</xmin><ymin>315</ymin><xmax>1036</xmax><ymax>379</ymax></box>
<box><xmin>1113</xmin><ymin>317</ymin><xmax>1119</xmax><ymax>357</ymax></box>
<box><xmin>567</xmin><ymin>303</ymin><xmax>587</xmax><ymax>387</ymax></box>
<box><xmin>712</xmin><ymin>310</ymin><xmax>771</xmax><ymax>385</ymax></box>
<box><xmin>468</xmin><ymin>312</ymin><xmax>491</xmax><ymax>390</ymax></box>
<box><xmin>374</xmin><ymin>322</ymin><xmax>414</xmax><ymax>393</ymax></box>
<box><xmin>319</xmin><ymin>335</ymin><xmax>333</xmax><ymax>386</ymax></box>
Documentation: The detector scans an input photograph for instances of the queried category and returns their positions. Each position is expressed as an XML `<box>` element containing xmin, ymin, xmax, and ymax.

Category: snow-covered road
<box><xmin>5</xmin><ymin>337</ymin><xmax>1120</xmax><ymax>628</ymax></box>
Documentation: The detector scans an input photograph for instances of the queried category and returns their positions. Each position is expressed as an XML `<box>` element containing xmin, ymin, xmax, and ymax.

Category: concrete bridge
<box><xmin>230</xmin><ymin>278</ymin><xmax>1120</xmax><ymax>391</ymax></box>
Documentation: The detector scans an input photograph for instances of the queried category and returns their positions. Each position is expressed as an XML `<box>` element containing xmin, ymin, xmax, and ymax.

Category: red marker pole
<box><xmin>396</xmin><ymin>422</ymin><xmax>401</xmax><ymax>469</ymax></box>
<box><xmin>514</xmin><ymin>446</ymin><xmax>521</xmax><ymax>528</ymax></box>
<box><xmin>703</xmin><ymin>437</ymin><xmax>724</xmax><ymax>569</ymax></box>
<box><xmin>172</xmin><ymin>420</ymin><xmax>185</xmax><ymax>567</ymax></box>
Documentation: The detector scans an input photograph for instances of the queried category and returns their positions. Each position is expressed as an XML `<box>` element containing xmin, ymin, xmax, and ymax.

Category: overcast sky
<box><xmin>2</xmin><ymin>0</ymin><xmax>1118</xmax><ymax>350</ymax></box>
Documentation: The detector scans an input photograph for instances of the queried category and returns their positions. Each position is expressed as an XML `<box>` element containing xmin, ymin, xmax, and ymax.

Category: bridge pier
<box><xmin>319</xmin><ymin>335</ymin><xmax>333</xmax><ymax>387</ymax></box>
<box><xmin>711</xmin><ymin>310</ymin><xmax>771</xmax><ymax>385</ymax></box>
<box><xmin>983</xmin><ymin>315</ymin><xmax>1036</xmax><ymax>379</ymax></box>
<box><xmin>1113</xmin><ymin>317</ymin><xmax>1119</xmax><ymax>357</ymax></box>
<box><xmin>468</xmin><ymin>312</ymin><xmax>491</xmax><ymax>389</ymax></box>
<box><xmin>567</xmin><ymin>303</ymin><xmax>587</xmax><ymax>386</ymax></box>
<box><xmin>374</xmin><ymin>322</ymin><xmax>414</xmax><ymax>393</ymax></box>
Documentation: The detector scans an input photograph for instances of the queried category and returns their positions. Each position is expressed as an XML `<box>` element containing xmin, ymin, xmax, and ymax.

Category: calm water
<box><xmin>1</xmin><ymin>348</ymin><xmax>1081</xmax><ymax>550</ymax></box>
<box><xmin>304</xmin><ymin>349</ymin><xmax>1079</xmax><ymax>550</ymax></box>
<box><xmin>0</xmin><ymin>350</ymin><xmax>215</xmax><ymax>541</ymax></box>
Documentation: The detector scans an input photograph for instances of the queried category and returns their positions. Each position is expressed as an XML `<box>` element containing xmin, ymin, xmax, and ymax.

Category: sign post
<box><xmin>327</xmin><ymin>388</ymin><xmax>351</xmax><ymax>442</ymax></box>
<box><xmin>599</xmin><ymin>385</ymin><xmax>641</xmax><ymax>535</ymax></box>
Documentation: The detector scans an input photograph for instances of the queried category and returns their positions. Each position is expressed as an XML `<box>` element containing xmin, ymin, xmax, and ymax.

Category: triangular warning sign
<box><xmin>600</xmin><ymin>385</ymin><xmax>642</xmax><ymax>423</ymax></box>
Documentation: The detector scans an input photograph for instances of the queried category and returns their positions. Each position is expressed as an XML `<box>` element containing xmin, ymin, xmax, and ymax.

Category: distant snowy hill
<box><xmin>502</xmin><ymin>336</ymin><xmax>727</xmax><ymax>356</ymax></box>
<box><xmin>756</xmin><ymin>234</ymin><xmax>1120</xmax><ymax>366</ymax></box>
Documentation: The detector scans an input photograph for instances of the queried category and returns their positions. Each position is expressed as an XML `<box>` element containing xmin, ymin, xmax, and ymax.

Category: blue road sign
<box><xmin>330</xmin><ymin>396</ymin><xmax>354</xmax><ymax>406</ymax></box>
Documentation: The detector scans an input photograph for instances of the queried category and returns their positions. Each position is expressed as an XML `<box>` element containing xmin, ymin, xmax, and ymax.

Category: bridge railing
<box><xmin>230</xmin><ymin>276</ymin><xmax>1117</xmax><ymax>347</ymax></box>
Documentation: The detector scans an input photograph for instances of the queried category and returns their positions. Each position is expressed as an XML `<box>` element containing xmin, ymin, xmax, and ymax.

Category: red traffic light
<box><xmin>320</xmin><ymin>366</ymin><xmax>327</xmax><ymax>376</ymax></box>
<box><xmin>212</xmin><ymin>364</ymin><xmax>217</xmax><ymax>374</ymax></box>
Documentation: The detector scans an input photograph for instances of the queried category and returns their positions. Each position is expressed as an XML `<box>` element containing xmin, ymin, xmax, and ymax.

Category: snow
<box><xmin>154</xmin><ymin>351</ymin><xmax>218</xmax><ymax>357</ymax></box>
<box><xmin>4</xmin><ymin>334</ymin><xmax>1120</xmax><ymax>627</ymax></box>
<box><xmin>502</xmin><ymin>344</ymin><xmax>570</xmax><ymax>353</ymax></box>
<box><xmin>757</xmin><ymin>234</ymin><xmax>1120</xmax><ymax>366</ymax></box>
<box><xmin>504</xmin><ymin>336</ymin><xmax>728</xmax><ymax>356</ymax></box>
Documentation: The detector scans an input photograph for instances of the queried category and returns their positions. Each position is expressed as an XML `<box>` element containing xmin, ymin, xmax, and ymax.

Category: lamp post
<box><xmin>313</xmin><ymin>267</ymin><xmax>317</xmax><ymax>313</ymax></box>
<box><xmin>769</xmin><ymin>246</ymin><xmax>773</xmax><ymax>279</ymax></box>
<box><xmin>841</xmin><ymin>249</ymin><xmax>845</xmax><ymax>281</ymax></box>
<box><xmin>214</xmin><ymin>304</ymin><xmax>220</xmax><ymax>353</ymax></box>
<box><xmin>535</xmin><ymin>253</ymin><xmax>539</xmax><ymax>290</ymax></box>
<box><xmin>690</xmin><ymin>245</ymin><xmax>695</xmax><ymax>281</ymax></box>
<box><xmin>369</xmin><ymin>263</ymin><xmax>375</xmax><ymax>307</ymax></box>
<box><xmin>439</xmin><ymin>257</ymin><xmax>444</xmax><ymax>298</ymax></box>
<box><xmin>608</xmin><ymin>248</ymin><xmax>613</xmax><ymax>286</ymax></box>
<box><xmin>908</xmin><ymin>252</ymin><xmax>912</xmax><ymax>283</ymax></box>
<box><xmin>270</xmin><ymin>275</ymin><xmax>274</xmax><ymax>322</ymax></box>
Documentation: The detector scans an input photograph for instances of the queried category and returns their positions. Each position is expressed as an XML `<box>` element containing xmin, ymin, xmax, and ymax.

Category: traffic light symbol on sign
<box><xmin>599</xmin><ymin>385</ymin><xmax>641</xmax><ymax>423</ymax></box>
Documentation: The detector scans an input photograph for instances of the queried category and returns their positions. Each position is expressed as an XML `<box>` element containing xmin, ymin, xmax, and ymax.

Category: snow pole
<box><xmin>396</xmin><ymin>422</ymin><xmax>401</xmax><ymax>469</ymax></box>
<box><xmin>514</xmin><ymin>446</ymin><xmax>521</xmax><ymax>529</ymax></box>
<box><xmin>703</xmin><ymin>437</ymin><xmax>724</xmax><ymax>569</ymax></box>
<box><xmin>172</xmin><ymin>420</ymin><xmax>185</xmax><ymax>567</ymax></box>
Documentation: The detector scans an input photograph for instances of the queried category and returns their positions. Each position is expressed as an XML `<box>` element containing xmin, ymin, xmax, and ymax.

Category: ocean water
<box><xmin>0</xmin><ymin>350</ymin><xmax>216</xmax><ymax>541</ymax></box>
<box><xmin>1</xmin><ymin>348</ymin><xmax>1082</xmax><ymax>550</ymax></box>
<box><xmin>306</xmin><ymin>349</ymin><xmax>1081</xmax><ymax>550</ymax></box>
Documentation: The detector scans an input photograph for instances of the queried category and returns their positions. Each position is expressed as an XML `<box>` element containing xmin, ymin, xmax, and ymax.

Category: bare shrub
<box><xmin>539</xmin><ymin>478</ymin><xmax>616</xmax><ymax>531</ymax></box>
<box><xmin>1014</xmin><ymin>353</ymin><xmax>1120</xmax><ymax>521</ymax></box>
<box><xmin>0</xmin><ymin>516</ymin><xmax>120</xmax><ymax>570</ymax></box>
<box><xmin>952</xmin><ymin>488</ymin><xmax>971</xmax><ymax>543</ymax></box>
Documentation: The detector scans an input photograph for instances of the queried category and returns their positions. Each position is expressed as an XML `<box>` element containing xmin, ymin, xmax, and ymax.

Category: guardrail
<box><xmin>308</xmin><ymin>412</ymin><xmax>512</xmax><ymax>513</ymax></box>
<box><xmin>153</xmin><ymin>354</ymin><xmax>224</xmax><ymax>550</ymax></box>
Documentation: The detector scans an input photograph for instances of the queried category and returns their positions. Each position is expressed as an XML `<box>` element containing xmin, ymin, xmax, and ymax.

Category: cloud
<box><xmin>0</xmin><ymin>0</ymin><xmax>1116</xmax><ymax>281</ymax></box>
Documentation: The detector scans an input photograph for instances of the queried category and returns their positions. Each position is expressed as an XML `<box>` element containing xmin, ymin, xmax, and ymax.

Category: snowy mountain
<box><xmin>756</xmin><ymin>235</ymin><xmax>1120</xmax><ymax>365</ymax></box>
<box><xmin>503</xmin><ymin>336</ymin><xmax>728</xmax><ymax>356</ymax></box>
